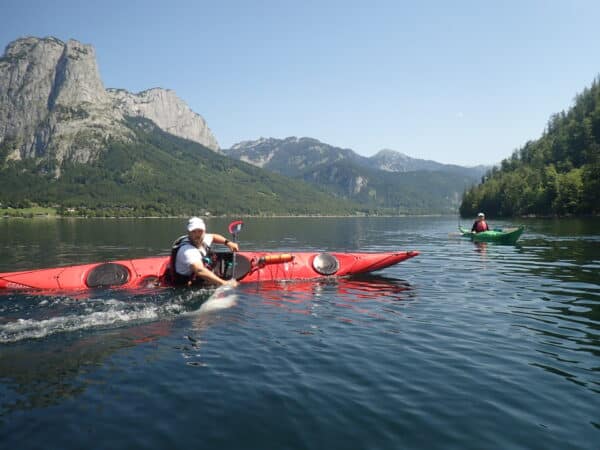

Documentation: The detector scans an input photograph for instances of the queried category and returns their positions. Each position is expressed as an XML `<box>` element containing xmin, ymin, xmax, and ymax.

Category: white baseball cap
<box><xmin>187</xmin><ymin>217</ymin><xmax>206</xmax><ymax>232</ymax></box>
<box><xmin>477</xmin><ymin>212</ymin><xmax>485</xmax><ymax>217</ymax></box>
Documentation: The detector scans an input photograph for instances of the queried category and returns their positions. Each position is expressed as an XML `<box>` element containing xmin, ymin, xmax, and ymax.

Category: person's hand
<box><xmin>224</xmin><ymin>279</ymin><xmax>239</xmax><ymax>288</ymax></box>
<box><xmin>227</xmin><ymin>241</ymin><xmax>239</xmax><ymax>252</ymax></box>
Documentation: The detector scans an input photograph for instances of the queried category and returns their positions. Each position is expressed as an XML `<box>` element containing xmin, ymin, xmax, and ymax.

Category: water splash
<box><xmin>0</xmin><ymin>287</ymin><xmax>217</xmax><ymax>344</ymax></box>
<box><xmin>197</xmin><ymin>285</ymin><xmax>238</xmax><ymax>313</ymax></box>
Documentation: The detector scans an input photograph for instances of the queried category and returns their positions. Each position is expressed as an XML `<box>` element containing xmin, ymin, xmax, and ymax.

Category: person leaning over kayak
<box><xmin>170</xmin><ymin>217</ymin><xmax>239</xmax><ymax>287</ymax></box>
<box><xmin>471</xmin><ymin>212</ymin><xmax>490</xmax><ymax>233</ymax></box>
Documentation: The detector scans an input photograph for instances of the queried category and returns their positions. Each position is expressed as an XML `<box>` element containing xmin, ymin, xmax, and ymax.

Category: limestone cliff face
<box><xmin>108</xmin><ymin>88</ymin><xmax>219</xmax><ymax>151</ymax></box>
<box><xmin>0</xmin><ymin>36</ymin><xmax>219</xmax><ymax>174</ymax></box>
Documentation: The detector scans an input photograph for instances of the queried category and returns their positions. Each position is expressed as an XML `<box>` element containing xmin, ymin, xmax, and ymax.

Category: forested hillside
<box><xmin>0</xmin><ymin>118</ymin><xmax>362</xmax><ymax>217</ymax></box>
<box><xmin>460</xmin><ymin>77</ymin><xmax>600</xmax><ymax>217</ymax></box>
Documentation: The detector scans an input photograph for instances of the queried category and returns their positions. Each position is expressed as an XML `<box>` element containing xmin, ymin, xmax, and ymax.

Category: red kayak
<box><xmin>0</xmin><ymin>250</ymin><xmax>419</xmax><ymax>292</ymax></box>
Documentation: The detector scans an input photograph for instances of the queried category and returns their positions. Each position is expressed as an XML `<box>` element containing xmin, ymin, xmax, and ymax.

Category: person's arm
<box><xmin>471</xmin><ymin>222</ymin><xmax>477</xmax><ymax>232</ymax></box>
<box><xmin>190</xmin><ymin>261</ymin><xmax>238</xmax><ymax>287</ymax></box>
<box><xmin>210</xmin><ymin>233</ymin><xmax>239</xmax><ymax>252</ymax></box>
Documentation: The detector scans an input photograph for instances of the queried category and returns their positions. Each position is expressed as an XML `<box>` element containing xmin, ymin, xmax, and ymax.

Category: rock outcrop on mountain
<box><xmin>0</xmin><ymin>36</ymin><xmax>218</xmax><ymax>174</ymax></box>
<box><xmin>108</xmin><ymin>88</ymin><xmax>219</xmax><ymax>151</ymax></box>
<box><xmin>225</xmin><ymin>137</ymin><xmax>366</xmax><ymax>177</ymax></box>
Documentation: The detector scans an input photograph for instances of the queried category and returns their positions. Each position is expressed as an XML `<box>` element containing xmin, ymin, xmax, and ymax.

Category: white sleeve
<box><xmin>175</xmin><ymin>245</ymin><xmax>203</xmax><ymax>276</ymax></box>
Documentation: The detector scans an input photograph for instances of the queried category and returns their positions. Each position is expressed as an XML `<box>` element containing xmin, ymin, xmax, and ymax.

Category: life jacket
<box><xmin>474</xmin><ymin>220</ymin><xmax>489</xmax><ymax>233</ymax></box>
<box><xmin>167</xmin><ymin>235</ymin><xmax>212</xmax><ymax>286</ymax></box>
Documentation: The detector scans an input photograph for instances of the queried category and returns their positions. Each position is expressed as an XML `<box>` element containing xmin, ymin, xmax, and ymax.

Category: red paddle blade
<box><xmin>228</xmin><ymin>220</ymin><xmax>244</xmax><ymax>236</ymax></box>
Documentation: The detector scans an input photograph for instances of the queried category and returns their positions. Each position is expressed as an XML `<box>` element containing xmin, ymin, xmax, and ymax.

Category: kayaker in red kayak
<box><xmin>471</xmin><ymin>212</ymin><xmax>490</xmax><ymax>233</ymax></box>
<box><xmin>170</xmin><ymin>217</ymin><xmax>239</xmax><ymax>287</ymax></box>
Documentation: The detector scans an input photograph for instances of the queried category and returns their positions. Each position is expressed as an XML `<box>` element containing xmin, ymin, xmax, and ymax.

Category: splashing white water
<box><xmin>197</xmin><ymin>286</ymin><xmax>238</xmax><ymax>313</ymax></box>
<box><xmin>0</xmin><ymin>288</ymin><xmax>221</xmax><ymax>343</ymax></box>
<box><xmin>0</xmin><ymin>306</ymin><xmax>161</xmax><ymax>343</ymax></box>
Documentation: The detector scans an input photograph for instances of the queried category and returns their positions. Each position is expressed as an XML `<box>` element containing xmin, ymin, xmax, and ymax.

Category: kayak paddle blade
<box><xmin>228</xmin><ymin>220</ymin><xmax>244</xmax><ymax>238</ymax></box>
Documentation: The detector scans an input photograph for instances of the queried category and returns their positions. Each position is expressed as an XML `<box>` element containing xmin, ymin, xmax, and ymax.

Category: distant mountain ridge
<box><xmin>0</xmin><ymin>36</ymin><xmax>361</xmax><ymax>216</ymax></box>
<box><xmin>0</xmin><ymin>35</ymin><xmax>490</xmax><ymax>216</ymax></box>
<box><xmin>0</xmin><ymin>116</ymin><xmax>362</xmax><ymax>217</ymax></box>
<box><xmin>227</xmin><ymin>137</ymin><xmax>361</xmax><ymax>177</ymax></box>
<box><xmin>224</xmin><ymin>137</ymin><xmax>487</xmax><ymax>213</ymax></box>
<box><xmin>369</xmin><ymin>148</ymin><xmax>489</xmax><ymax>176</ymax></box>
<box><xmin>225</xmin><ymin>137</ymin><xmax>488</xmax><ymax>178</ymax></box>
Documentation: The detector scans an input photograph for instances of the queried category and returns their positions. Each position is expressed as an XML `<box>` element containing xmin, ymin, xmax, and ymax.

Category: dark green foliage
<box><xmin>460</xmin><ymin>76</ymin><xmax>600</xmax><ymax>217</ymax></box>
<box><xmin>0</xmin><ymin>117</ymin><xmax>362</xmax><ymax>216</ymax></box>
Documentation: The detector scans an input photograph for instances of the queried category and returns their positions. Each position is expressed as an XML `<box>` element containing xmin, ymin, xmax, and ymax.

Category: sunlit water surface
<box><xmin>0</xmin><ymin>217</ymin><xmax>598</xmax><ymax>449</ymax></box>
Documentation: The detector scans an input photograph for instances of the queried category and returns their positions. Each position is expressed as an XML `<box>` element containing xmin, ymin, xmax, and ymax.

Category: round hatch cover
<box><xmin>86</xmin><ymin>263</ymin><xmax>130</xmax><ymax>288</ymax></box>
<box><xmin>312</xmin><ymin>253</ymin><xmax>340</xmax><ymax>275</ymax></box>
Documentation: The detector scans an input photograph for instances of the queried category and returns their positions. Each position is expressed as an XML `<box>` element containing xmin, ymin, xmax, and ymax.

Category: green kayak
<box><xmin>459</xmin><ymin>226</ymin><xmax>525</xmax><ymax>244</ymax></box>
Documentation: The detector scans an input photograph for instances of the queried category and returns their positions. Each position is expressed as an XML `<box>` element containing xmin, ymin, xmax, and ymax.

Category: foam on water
<box><xmin>197</xmin><ymin>286</ymin><xmax>238</xmax><ymax>313</ymax></box>
<box><xmin>0</xmin><ymin>287</ymin><xmax>221</xmax><ymax>343</ymax></box>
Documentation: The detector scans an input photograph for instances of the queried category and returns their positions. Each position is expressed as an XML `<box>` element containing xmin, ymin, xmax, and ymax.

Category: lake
<box><xmin>0</xmin><ymin>216</ymin><xmax>599</xmax><ymax>449</ymax></box>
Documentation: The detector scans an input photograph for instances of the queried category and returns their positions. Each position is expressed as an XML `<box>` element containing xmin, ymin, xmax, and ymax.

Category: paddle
<box><xmin>227</xmin><ymin>220</ymin><xmax>244</xmax><ymax>280</ymax></box>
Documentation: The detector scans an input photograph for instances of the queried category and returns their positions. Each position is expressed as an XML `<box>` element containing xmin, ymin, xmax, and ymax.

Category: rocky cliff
<box><xmin>0</xmin><ymin>36</ymin><xmax>218</xmax><ymax>174</ymax></box>
<box><xmin>108</xmin><ymin>88</ymin><xmax>219</xmax><ymax>151</ymax></box>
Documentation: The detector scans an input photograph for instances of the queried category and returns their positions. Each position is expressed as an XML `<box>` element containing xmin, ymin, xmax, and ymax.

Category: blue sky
<box><xmin>2</xmin><ymin>0</ymin><xmax>599</xmax><ymax>166</ymax></box>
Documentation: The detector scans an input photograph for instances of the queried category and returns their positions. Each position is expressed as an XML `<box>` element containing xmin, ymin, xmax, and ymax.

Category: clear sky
<box><xmin>1</xmin><ymin>0</ymin><xmax>599</xmax><ymax>166</ymax></box>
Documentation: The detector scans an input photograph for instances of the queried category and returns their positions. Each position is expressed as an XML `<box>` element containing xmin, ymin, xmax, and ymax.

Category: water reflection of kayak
<box><xmin>458</xmin><ymin>226</ymin><xmax>524</xmax><ymax>244</ymax></box>
<box><xmin>0</xmin><ymin>250</ymin><xmax>419</xmax><ymax>292</ymax></box>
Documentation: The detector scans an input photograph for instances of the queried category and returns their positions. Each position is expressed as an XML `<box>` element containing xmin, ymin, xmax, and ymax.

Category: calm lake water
<box><xmin>0</xmin><ymin>216</ymin><xmax>599</xmax><ymax>449</ymax></box>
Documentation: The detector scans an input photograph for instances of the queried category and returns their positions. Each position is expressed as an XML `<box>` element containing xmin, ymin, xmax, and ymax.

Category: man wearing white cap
<box><xmin>171</xmin><ymin>217</ymin><xmax>239</xmax><ymax>287</ymax></box>
<box><xmin>471</xmin><ymin>212</ymin><xmax>490</xmax><ymax>233</ymax></box>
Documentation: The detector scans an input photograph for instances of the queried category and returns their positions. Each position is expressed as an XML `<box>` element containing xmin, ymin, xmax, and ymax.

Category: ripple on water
<box><xmin>1</xmin><ymin>218</ymin><xmax>599</xmax><ymax>449</ymax></box>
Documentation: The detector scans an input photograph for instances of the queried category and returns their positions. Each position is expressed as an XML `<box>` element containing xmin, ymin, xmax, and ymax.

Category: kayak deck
<box><xmin>0</xmin><ymin>250</ymin><xmax>419</xmax><ymax>292</ymax></box>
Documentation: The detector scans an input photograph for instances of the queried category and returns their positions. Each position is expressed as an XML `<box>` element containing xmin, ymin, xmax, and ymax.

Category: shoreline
<box><xmin>1</xmin><ymin>213</ymin><xmax>452</xmax><ymax>219</ymax></box>
<box><xmin>2</xmin><ymin>213</ymin><xmax>599</xmax><ymax>220</ymax></box>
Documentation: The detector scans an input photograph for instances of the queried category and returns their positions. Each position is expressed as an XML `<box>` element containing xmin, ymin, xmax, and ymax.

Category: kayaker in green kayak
<box><xmin>471</xmin><ymin>212</ymin><xmax>490</xmax><ymax>233</ymax></box>
<box><xmin>459</xmin><ymin>214</ymin><xmax>524</xmax><ymax>244</ymax></box>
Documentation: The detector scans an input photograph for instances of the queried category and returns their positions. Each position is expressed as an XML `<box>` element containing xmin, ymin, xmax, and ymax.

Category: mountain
<box><xmin>0</xmin><ymin>117</ymin><xmax>362</xmax><ymax>216</ymax></box>
<box><xmin>225</xmin><ymin>137</ymin><xmax>365</xmax><ymax>177</ymax></box>
<box><xmin>298</xmin><ymin>159</ymin><xmax>468</xmax><ymax>213</ymax></box>
<box><xmin>0</xmin><ymin>37</ymin><xmax>362</xmax><ymax>216</ymax></box>
<box><xmin>225</xmin><ymin>138</ymin><xmax>488</xmax><ymax>177</ymax></box>
<box><xmin>0</xmin><ymin>36</ymin><xmax>218</xmax><ymax>177</ymax></box>
<box><xmin>369</xmin><ymin>148</ymin><xmax>488</xmax><ymax>177</ymax></box>
<box><xmin>223</xmin><ymin>137</ymin><xmax>486</xmax><ymax>213</ymax></box>
<box><xmin>108</xmin><ymin>87</ymin><xmax>219</xmax><ymax>151</ymax></box>
<box><xmin>460</xmin><ymin>77</ymin><xmax>600</xmax><ymax>217</ymax></box>
<box><xmin>0</xmin><ymin>35</ymin><xmax>490</xmax><ymax>216</ymax></box>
